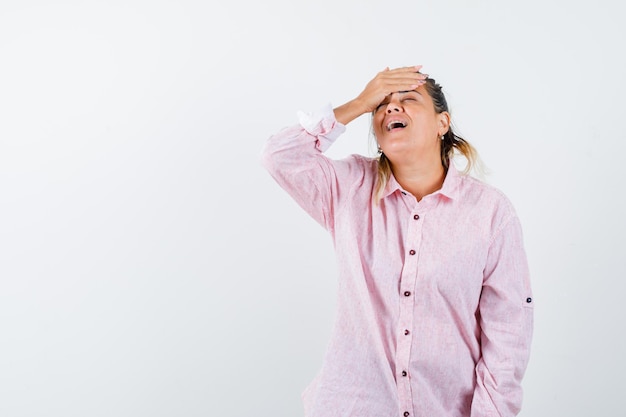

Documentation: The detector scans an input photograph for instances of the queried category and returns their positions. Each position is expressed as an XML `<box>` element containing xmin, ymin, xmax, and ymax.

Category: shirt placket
<box><xmin>395</xmin><ymin>204</ymin><xmax>424</xmax><ymax>417</ymax></box>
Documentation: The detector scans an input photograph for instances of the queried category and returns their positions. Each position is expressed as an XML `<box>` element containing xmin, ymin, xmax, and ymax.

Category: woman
<box><xmin>262</xmin><ymin>66</ymin><xmax>533</xmax><ymax>417</ymax></box>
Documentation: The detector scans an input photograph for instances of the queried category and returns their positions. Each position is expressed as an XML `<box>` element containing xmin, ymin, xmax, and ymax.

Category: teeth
<box><xmin>386</xmin><ymin>121</ymin><xmax>407</xmax><ymax>131</ymax></box>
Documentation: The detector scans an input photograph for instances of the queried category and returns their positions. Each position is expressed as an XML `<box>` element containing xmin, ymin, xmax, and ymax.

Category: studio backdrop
<box><xmin>0</xmin><ymin>1</ymin><xmax>624</xmax><ymax>416</ymax></box>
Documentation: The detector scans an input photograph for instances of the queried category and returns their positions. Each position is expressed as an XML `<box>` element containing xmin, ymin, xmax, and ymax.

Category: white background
<box><xmin>1</xmin><ymin>0</ymin><xmax>624</xmax><ymax>416</ymax></box>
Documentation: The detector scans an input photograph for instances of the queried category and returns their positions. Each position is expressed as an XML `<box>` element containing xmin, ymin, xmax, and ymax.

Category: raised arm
<box><xmin>261</xmin><ymin>66</ymin><xmax>428</xmax><ymax>230</ymax></box>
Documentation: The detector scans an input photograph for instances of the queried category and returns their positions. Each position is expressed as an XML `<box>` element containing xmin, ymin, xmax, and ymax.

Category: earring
<box><xmin>441</xmin><ymin>135</ymin><xmax>445</xmax><ymax>141</ymax></box>
<box><xmin>377</xmin><ymin>145</ymin><xmax>382</xmax><ymax>154</ymax></box>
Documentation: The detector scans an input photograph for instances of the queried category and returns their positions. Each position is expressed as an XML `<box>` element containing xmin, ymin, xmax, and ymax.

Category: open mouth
<box><xmin>386</xmin><ymin>120</ymin><xmax>407</xmax><ymax>132</ymax></box>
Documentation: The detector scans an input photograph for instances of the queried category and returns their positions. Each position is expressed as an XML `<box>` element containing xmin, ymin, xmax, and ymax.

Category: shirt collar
<box><xmin>438</xmin><ymin>162</ymin><xmax>461</xmax><ymax>200</ymax></box>
<box><xmin>381</xmin><ymin>162</ymin><xmax>462</xmax><ymax>201</ymax></box>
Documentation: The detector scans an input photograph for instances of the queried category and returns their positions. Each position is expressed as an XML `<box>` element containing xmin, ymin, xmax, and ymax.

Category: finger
<box><xmin>381</xmin><ymin>76</ymin><xmax>429</xmax><ymax>88</ymax></box>
<box><xmin>381</xmin><ymin>71</ymin><xmax>428</xmax><ymax>82</ymax></box>
<box><xmin>386</xmin><ymin>65</ymin><xmax>423</xmax><ymax>73</ymax></box>
<box><xmin>385</xmin><ymin>74</ymin><xmax>428</xmax><ymax>82</ymax></box>
<box><xmin>382</xmin><ymin>79</ymin><xmax>428</xmax><ymax>94</ymax></box>
<box><xmin>377</xmin><ymin>65</ymin><xmax>421</xmax><ymax>78</ymax></box>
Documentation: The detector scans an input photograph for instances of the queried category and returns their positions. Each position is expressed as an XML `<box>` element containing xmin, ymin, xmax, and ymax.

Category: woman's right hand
<box><xmin>334</xmin><ymin>66</ymin><xmax>428</xmax><ymax>125</ymax></box>
<box><xmin>356</xmin><ymin>66</ymin><xmax>428</xmax><ymax>113</ymax></box>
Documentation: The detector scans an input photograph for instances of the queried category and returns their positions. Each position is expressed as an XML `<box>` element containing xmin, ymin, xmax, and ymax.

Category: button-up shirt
<box><xmin>261</xmin><ymin>105</ymin><xmax>533</xmax><ymax>417</ymax></box>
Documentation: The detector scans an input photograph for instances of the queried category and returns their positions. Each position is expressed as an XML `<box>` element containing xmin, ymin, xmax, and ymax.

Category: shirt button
<box><xmin>404</xmin><ymin>412</ymin><xmax>410</xmax><ymax>417</ymax></box>
<box><xmin>404</xmin><ymin>291</ymin><xmax>411</xmax><ymax>297</ymax></box>
<box><xmin>409</xmin><ymin>249</ymin><xmax>416</xmax><ymax>255</ymax></box>
<box><xmin>404</xmin><ymin>329</ymin><xmax>410</xmax><ymax>335</ymax></box>
<box><xmin>526</xmin><ymin>297</ymin><xmax>532</xmax><ymax>303</ymax></box>
<box><xmin>413</xmin><ymin>214</ymin><xmax>420</xmax><ymax>220</ymax></box>
<box><xmin>402</xmin><ymin>370</ymin><xmax>407</xmax><ymax>377</ymax></box>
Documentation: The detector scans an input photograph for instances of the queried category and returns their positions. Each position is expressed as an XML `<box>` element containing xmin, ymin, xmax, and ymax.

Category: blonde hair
<box><xmin>373</xmin><ymin>77</ymin><xmax>482</xmax><ymax>202</ymax></box>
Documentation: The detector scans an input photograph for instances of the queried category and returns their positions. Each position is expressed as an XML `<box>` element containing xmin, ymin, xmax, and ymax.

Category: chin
<box><xmin>380</xmin><ymin>141</ymin><xmax>412</xmax><ymax>155</ymax></box>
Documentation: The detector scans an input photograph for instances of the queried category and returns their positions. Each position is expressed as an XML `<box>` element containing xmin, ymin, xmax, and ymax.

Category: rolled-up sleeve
<box><xmin>260</xmin><ymin>104</ymin><xmax>349</xmax><ymax>231</ymax></box>
<box><xmin>471</xmin><ymin>215</ymin><xmax>534</xmax><ymax>417</ymax></box>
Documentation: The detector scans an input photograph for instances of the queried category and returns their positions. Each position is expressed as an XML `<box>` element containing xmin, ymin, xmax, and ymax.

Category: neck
<box><xmin>390</xmin><ymin>156</ymin><xmax>446</xmax><ymax>202</ymax></box>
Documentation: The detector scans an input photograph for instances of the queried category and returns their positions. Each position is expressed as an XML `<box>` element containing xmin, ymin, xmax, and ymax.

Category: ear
<box><xmin>437</xmin><ymin>111</ymin><xmax>451</xmax><ymax>136</ymax></box>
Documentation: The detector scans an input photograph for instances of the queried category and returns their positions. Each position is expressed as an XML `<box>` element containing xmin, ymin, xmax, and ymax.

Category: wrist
<box><xmin>350</xmin><ymin>97</ymin><xmax>371</xmax><ymax>116</ymax></box>
<box><xmin>334</xmin><ymin>98</ymin><xmax>369</xmax><ymax>126</ymax></box>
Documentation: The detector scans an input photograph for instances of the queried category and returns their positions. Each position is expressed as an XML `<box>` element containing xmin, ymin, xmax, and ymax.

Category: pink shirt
<box><xmin>261</xmin><ymin>105</ymin><xmax>533</xmax><ymax>417</ymax></box>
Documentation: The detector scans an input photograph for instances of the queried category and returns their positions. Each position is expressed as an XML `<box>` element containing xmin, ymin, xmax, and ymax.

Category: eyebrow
<box><xmin>377</xmin><ymin>90</ymin><xmax>422</xmax><ymax>107</ymax></box>
<box><xmin>379</xmin><ymin>90</ymin><xmax>421</xmax><ymax>102</ymax></box>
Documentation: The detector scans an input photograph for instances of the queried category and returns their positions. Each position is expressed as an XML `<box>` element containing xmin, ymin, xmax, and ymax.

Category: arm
<box><xmin>261</xmin><ymin>66</ymin><xmax>428</xmax><ymax>229</ymax></box>
<box><xmin>260</xmin><ymin>104</ymin><xmax>347</xmax><ymax>230</ymax></box>
<box><xmin>471</xmin><ymin>215</ymin><xmax>534</xmax><ymax>417</ymax></box>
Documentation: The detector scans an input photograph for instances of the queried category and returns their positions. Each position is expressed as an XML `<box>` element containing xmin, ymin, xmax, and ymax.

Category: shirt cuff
<box><xmin>297</xmin><ymin>103</ymin><xmax>346</xmax><ymax>152</ymax></box>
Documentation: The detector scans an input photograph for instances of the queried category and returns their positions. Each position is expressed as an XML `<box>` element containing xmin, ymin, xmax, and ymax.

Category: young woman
<box><xmin>262</xmin><ymin>66</ymin><xmax>533</xmax><ymax>417</ymax></box>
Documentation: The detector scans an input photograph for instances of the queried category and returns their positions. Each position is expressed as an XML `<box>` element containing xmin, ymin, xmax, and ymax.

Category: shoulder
<box><xmin>348</xmin><ymin>154</ymin><xmax>379</xmax><ymax>170</ymax></box>
<box><xmin>459</xmin><ymin>175</ymin><xmax>513</xmax><ymax>203</ymax></box>
<box><xmin>455</xmin><ymin>174</ymin><xmax>519</xmax><ymax>228</ymax></box>
<box><xmin>329</xmin><ymin>153</ymin><xmax>378</xmax><ymax>181</ymax></box>
<box><xmin>339</xmin><ymin>153</ymin><xmax>378</xmax><ymax>166</ymax></box>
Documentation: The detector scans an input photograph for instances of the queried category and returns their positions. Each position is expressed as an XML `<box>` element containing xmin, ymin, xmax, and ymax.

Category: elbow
<box><xmin>260</xmin><ymin>141</ymin><xmax>279</xmax><ymax>176</ymax></box>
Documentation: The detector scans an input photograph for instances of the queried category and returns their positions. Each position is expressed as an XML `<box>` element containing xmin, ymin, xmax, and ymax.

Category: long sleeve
<box><xmin>471</xmin><ymin>214</ymin><xmax>534</xmax><ymax>417</ymax></box>
<box><xmin>263</xmin><ymin>105</ymin><xmax>534</xmax><ymax>417</ymax></box>
<box><xmin>260</xmin><ymin>104</ymin><xmax>354</xmax><ymax>232</ymax></box>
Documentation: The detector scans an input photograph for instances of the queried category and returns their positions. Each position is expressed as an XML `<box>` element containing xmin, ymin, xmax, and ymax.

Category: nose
<box><xmin>386</xmin><ymin>97</ymin><xmax>401</xmax><ymax>113</ymax></box>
